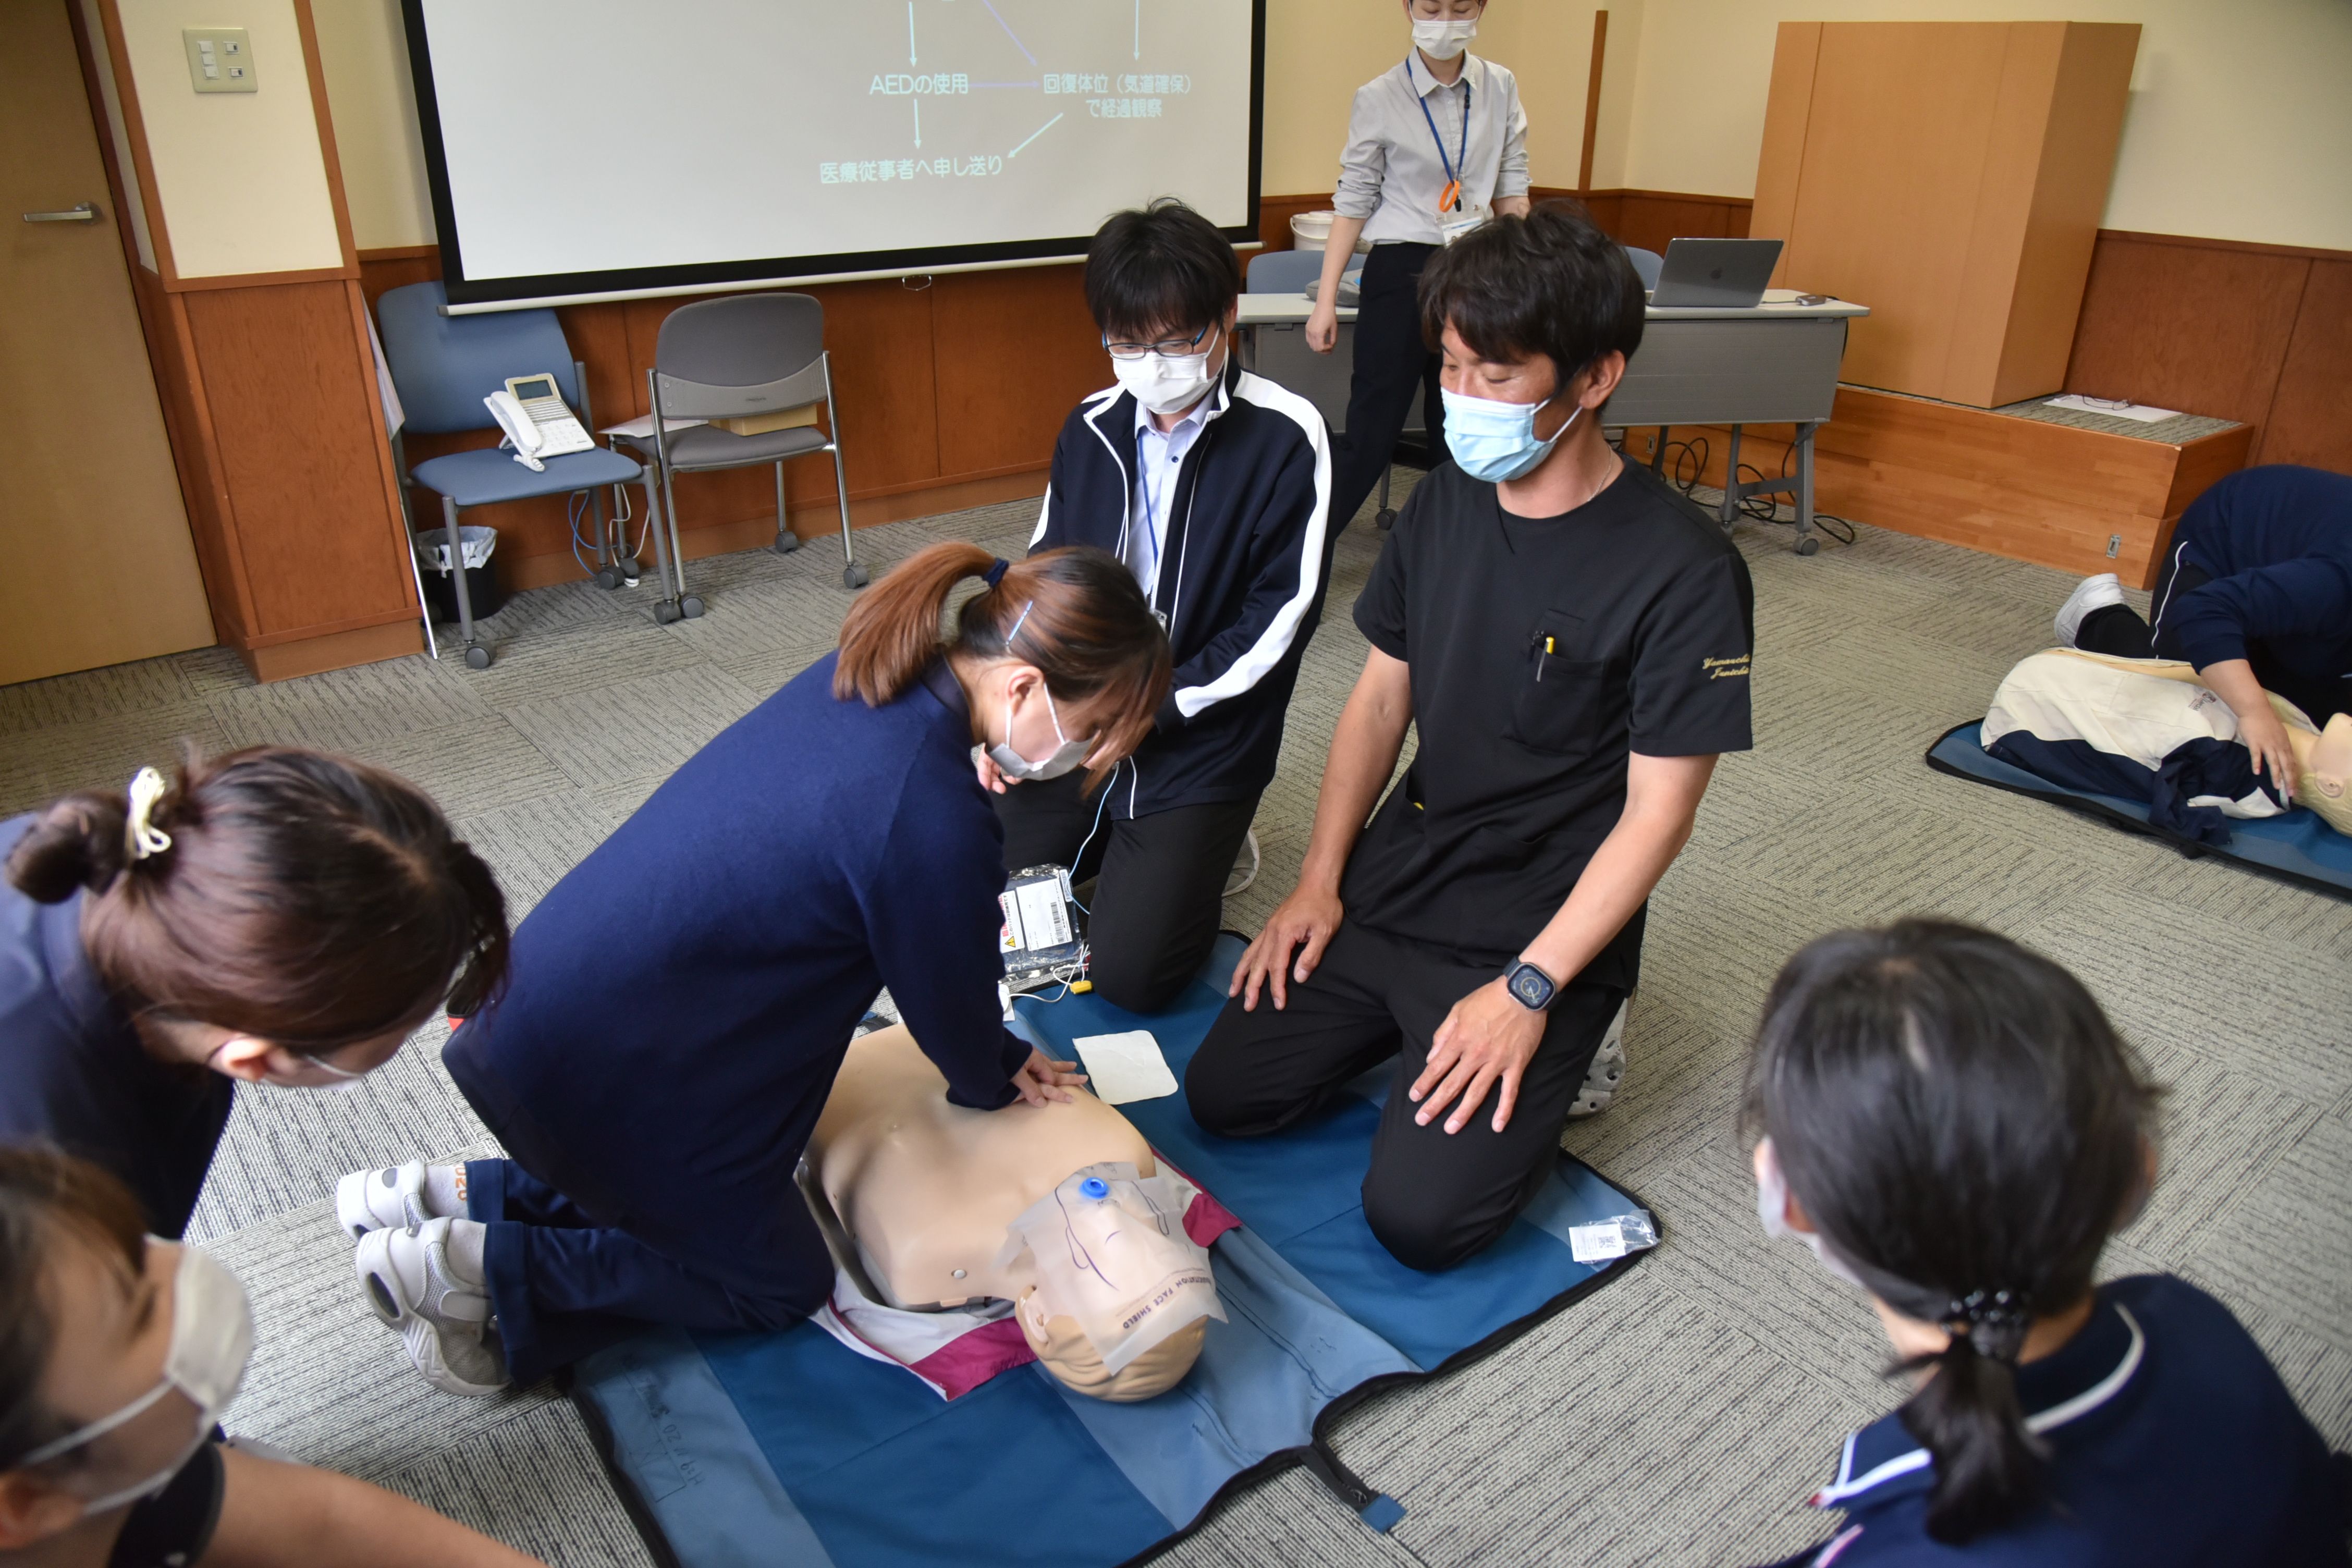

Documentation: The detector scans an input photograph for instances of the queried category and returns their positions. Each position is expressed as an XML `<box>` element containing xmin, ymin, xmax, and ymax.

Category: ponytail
<box><xmin>835</xmin><ymin>541</ymin><xmax>1170</xmax><ymax>790</ymax></box>
<box><xmin>1742</xmin><ymin>920</ymin><xmax>2160</xmax><ymax>1544</ymax></box>
<box><xmin>1895</xmin><ymin>1292</ymin><xmax>2045</xmax><ymax>1542</ymax></box>
<box><xmin>5</xmin><ymin>747</ymin><xmax>511</xmax><ymax>1053</ymax></box>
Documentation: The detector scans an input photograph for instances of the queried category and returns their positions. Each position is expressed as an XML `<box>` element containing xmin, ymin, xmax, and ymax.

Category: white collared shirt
<box><xmin>1334</xmin><ymin>52</ymin><xmax>1529</xmax><ymax>247</ymax></box>
<box><xmin>1126</xmin><ymin>389</ymin><xmax>1215</xmax><ymax>601</ymax></box>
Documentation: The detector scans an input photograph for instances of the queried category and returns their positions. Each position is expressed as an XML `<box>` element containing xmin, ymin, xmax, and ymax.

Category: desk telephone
<box><xmin>485</xmin><ymin>374</ymin><xmax>594</xmax><ymax>471</ymax></box>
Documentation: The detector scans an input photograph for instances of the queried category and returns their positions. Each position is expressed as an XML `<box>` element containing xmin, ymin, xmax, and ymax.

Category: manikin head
<box><xmin>2289</xmin><ymin>710</ymin><xmax>2352</xmax><ymax>835</ymax></box>
<box><xmin>1001</xmin><ymin>1166</ymin><xmax>1224</xmax><ymax>1402</ymax></box>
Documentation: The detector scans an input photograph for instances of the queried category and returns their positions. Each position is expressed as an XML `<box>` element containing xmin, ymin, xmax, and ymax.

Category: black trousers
<box><xmin>1331</xmin><ymin>242</ymin><xmax>1447</xmax><ymax>532</ymax></box>
<box><xmin>996</xmin><ymin>774</ymin><xmax>1258</xmax><ymax>1014</ymax></box>
<box><xmin>2077</xmin><ymin>544</ymin><xmax>2208</xmax><ymax>662</ymax></box>
<box><xmin>1185</xmin><ymin>922</ymin><xmax>1625</xmax><ymax>1273</ymax></box>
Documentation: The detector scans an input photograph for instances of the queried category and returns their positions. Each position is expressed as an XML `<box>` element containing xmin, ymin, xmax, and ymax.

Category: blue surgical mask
<box><xmin>988</xmin><ymin>685</ymin><xmax>1093</xmax><ymax>782</ymax></box>
<box><xmin>1440</xmin><ymin>389</ymin><xmax>1583</xmax><ymax>483</ymax></box>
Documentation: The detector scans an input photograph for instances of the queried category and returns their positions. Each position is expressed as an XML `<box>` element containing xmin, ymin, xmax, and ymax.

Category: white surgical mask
<box><xmin>1412</xmin><ymin>16</ymin><xmax>1478</xmax><ymax>59</ymax></box>
<box><xmin>208</xmin><ymin>1036</ymin><xmax>370</xmax><ymax>1096</ymax></box>
<box><xmin>1441</xmin><ymin>388</ymin><xmax>1581</xmax><ymax>483</ymax></box>
<box><xmin>23</xmin><ymin>1243</ymin><xmax>253</xmax><ymax>1516</ymax></box>
<box><xmin>1112</xmin><ymin>325</ymin><xmax>1221</xmax><ymax>416</ymax></box>
<box><xmin>1754</xmin><ymin>1137</ymin><xmax>1866</xmax><ymax>1290</ymax></box>
<box><xmin>987</xmin><ymin>684</ymin><xmax>1093</xmax><ymax>783</ymax></box>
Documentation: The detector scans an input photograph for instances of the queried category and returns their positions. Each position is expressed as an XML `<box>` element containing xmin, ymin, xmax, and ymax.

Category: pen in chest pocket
<box><xmin>1532</xmin><ymin>633</ymin><xmax>1555</xmax><ymax>681</ymax></box>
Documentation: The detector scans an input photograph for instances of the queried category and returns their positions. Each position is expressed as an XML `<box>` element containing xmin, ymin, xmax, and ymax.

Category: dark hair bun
<box><xmin>6</xmin><ymin>794</ymin><xmax>133</xmax><ymax>903</ymax></box>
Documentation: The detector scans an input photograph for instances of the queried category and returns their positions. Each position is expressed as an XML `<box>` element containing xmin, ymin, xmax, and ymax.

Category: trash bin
<box><xmin>414</xmin><ymin>525</ymin><xmax>505</xmax><ymax>623</ymax></box>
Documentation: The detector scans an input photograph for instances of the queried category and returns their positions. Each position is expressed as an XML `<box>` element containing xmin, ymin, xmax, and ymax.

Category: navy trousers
<box><xmin>1330</xmin><ymin>241</ymin><xmax>1447</xmax><ymax>532</ymax></box>
<box><xmin>464</xmin><ymin>1158</ymin><xmax>830</xmax><ymax>1385</ymax></box>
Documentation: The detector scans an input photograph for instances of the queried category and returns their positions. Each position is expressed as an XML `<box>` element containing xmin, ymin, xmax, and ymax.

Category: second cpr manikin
<box><xmin>802</xmin><ymin>1025</ymin><xmax>1224</xmax><ymax>1401</ymax></box>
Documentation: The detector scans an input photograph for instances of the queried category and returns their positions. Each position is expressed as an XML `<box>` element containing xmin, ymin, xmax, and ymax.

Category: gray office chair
<box><xmin>1623</xmin><ymin>245</ymin><xmax>1665</xmax><ymax>290</ymax></box>
<box><xmin>624</xmin><ymin>293</ymin><xmax>864</xmax><ymax>604</ymax></box>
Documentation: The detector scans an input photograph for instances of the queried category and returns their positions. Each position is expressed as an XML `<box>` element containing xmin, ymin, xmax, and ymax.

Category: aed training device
<box><xmin>999</xmin><ymin>864</ymin><xmax>1087</xmax><ymax>993</ymax></box>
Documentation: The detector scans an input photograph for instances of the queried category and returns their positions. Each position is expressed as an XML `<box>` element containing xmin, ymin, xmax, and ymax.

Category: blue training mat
<box><xmin>571</xmin><ymin>935</ymin><xmax>1656</xmax><ymax>1568</ymax></box>
<box><xmin>1927</xmin><ymin>722</ymin><xmax>2352</xmax><ymax>901</ymax></box>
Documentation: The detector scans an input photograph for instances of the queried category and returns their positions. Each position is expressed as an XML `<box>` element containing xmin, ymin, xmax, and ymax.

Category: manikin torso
<box><xmin>805</xmin><ymin>1024</ymin><xmax>1159</xmax><ymax>1310</ymax></box>
<box><xmin>804</xmin><ymin>1025</ymin><xmax>1214</xmax><ymax>1401</ymax></box>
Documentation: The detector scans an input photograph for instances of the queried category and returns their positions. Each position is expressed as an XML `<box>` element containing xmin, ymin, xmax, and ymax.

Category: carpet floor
<box><xmin>4</xmin><ymin>476</ymin><xmax>2344</xmax><ymax>1566</ymax></box>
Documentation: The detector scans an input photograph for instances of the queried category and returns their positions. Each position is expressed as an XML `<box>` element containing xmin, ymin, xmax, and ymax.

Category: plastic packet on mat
<box><xmin>1566</xmin><ymin>1211</ymin><xmax>1659</xmax><ymax>1265</ymax></box>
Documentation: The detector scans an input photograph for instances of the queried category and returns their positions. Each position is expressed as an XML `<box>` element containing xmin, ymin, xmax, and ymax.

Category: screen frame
<box><xmin>399</xmin><ymin>0</ymin><xmax>1266</xmax><ymax>310</ymax></box>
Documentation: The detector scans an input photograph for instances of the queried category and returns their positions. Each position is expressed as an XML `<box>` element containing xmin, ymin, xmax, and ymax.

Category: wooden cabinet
<box><xmin>1750</xmin><ymin>21</ymin><xmax>2139</xmax><ymax>409</ymax></box>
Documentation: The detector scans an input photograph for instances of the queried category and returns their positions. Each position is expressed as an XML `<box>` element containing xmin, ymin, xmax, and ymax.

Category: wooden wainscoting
<box><xmin>1621</xmin><ymin>391</ymin><xmax>2252</xmax><ymax>586</ymax></box>
<box><xmin>2064</xmin><ymin>232</ymin><xmax>2352</xmax><ymax>475</ymax></box>
<box><xmin>362</xmin><ymin>249</ymin><xmax>1106</xmax><ymax>586</ymax></box>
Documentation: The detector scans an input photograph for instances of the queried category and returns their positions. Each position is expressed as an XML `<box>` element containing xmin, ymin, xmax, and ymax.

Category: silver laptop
<box><xmin>1647</xmin><ymin>238</ymin><xmax>1784</xmax><ymax>308</ymax></box>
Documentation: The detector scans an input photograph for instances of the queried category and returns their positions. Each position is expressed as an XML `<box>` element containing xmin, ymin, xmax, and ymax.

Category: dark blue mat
<box><xmin>1927</xmin><ymin>722</ymin><xmax>2352</xmax><ymax>901</ymax></box>
<box><xmin>572</xmin><ymin>935</ymin><xmax>1655</xmax><ymax>1568</ymax></box>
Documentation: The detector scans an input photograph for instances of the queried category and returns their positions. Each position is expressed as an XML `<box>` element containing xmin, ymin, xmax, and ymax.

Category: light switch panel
<box><xmin>182</xmin><ymin>28</ymin><xmax>256</xmax><ymax>93</ymax></box>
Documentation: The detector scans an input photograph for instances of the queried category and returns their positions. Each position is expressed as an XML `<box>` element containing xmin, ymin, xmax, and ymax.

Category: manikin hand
<box><xmin>2237</xmin><ymin>704</ymin><xmax>2299</xmax><ymax>804</ymax></box>
<box><xmin>1305</xmin><ymin>300</ymin><xmax>1340</xmax><ymax>356</ymax></box>
<box><xmin>1230</xmin><ymin>883</ymin><xmax>1344</xmax><ymax>1011</ymax></box>
<box><xmin>975</xmin><ymin>751</ymin><xmax>1012</xmax><ymax>794</ymax></box>
<box><xmin>1010</xmin><ymin>1048</ymin><xmax>1086</xmax><ymax>1107</ymax></box>
<box><xmin>1410</xmin><ymin>977</ymin><xmax>1548</xmax><ymax>1135</ymax></box>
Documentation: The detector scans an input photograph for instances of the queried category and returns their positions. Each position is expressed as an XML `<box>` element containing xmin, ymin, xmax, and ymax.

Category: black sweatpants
<box><xmin>1331</xmin><ymin>242</ymin><xmax>1447</xmax><ymax>532</ymax></box>
<box><xmin>996</xmin><ymin>773</ymin><xmax>1258</xmax><ymax>1015</ymax></box>
<box><xmin>1185</xmin><ymin>922</ymin><xmax>1625</xmax><ymax>1273</ymax></box>
<box><xmin>2076</xmin><ymin>544</ymin><xmax>2209</xmax><ymax>662</ymax></box>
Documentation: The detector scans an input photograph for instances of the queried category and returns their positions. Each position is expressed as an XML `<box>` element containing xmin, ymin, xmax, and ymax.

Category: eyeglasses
<box><xmin>1101</xmin><ymin>321</ymin><xmax>1217</xmax><ymax>361</ymax></box>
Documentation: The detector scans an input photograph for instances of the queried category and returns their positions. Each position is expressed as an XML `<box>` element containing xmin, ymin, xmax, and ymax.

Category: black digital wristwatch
<box><xmin>1503</xmin><ymin>959</ymin><xmax>1558</xmax><ymax>1012</ymax></box>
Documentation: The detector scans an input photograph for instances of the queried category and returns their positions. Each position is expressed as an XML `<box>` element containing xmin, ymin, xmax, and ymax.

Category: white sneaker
<box><xmin>2054</xmin><ymin>573</ymin><xmax>2125</xmax><ymax>646</ymax></box>
<box><xmin>1223</xmin><ymin>829</ymin><xmax>1260</xmax><ymax>899</ymax></box>
<box><xmin>355</xmin><ymin>1218</ymin><xmax>509</xmax><ymax>1396</ymax></box>
<box><xmin>336</xmin><ymin>1160</ymin><xmax>439</xmax><ymax>1241</ymax></box>
<box><xmin>1569</xmin><ymin>1000</ymin><xmax>1630</xmax><ymax>1119</ymax></box>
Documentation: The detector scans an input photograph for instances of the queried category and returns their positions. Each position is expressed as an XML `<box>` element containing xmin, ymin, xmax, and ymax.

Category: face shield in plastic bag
<box><xmin>997</xmin><ymin>1162</ymin><xmax>1224</xmax><ymax>1379</ymax></box>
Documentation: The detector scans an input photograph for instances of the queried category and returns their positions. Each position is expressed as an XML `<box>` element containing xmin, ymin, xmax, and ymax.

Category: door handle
<box><xmin>22</xmin><ymin>203</ymin><xmax>99</xmax><ymax>223</ymax></box>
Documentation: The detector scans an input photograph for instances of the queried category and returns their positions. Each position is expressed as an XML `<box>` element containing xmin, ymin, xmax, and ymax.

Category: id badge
<box><xmin>1438</xmin><ymin>207</ymin><xmax>1488</xmax><ymax>247</ymax></box>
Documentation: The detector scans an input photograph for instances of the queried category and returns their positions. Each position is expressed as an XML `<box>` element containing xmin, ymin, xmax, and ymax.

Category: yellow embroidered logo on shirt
<box><xmin>1704</xmin><ymin>655</ymin><xmax>1751</xmax><ymax>681</ymax></box>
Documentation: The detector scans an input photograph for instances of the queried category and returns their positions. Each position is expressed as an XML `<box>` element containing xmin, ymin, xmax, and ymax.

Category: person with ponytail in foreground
<box><xmin>0</xmin><ymin>1146</ymin><xmax>543</xmax><ymax>1568</ymax></box>
<box><xmin>351</xmin><ymin>544</ymin><xmax>1169</xmax><ymax>1395</ymax></box>
<box><xmin>1746</xmin><ymin>920</ymin><xmax>2344</xmax><ymax>1567</ymax></box>
<box><xmin>1</xmin><ymin>749</ymin><xmax>510</xmax><ymax>1241</ymax></box>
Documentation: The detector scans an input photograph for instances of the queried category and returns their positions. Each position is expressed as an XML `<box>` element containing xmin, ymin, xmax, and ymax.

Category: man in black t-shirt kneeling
<box><xmin>1187</xmin><ymin>205</ymin><xmax>1754</xmax><ymax>1271</ymax></box>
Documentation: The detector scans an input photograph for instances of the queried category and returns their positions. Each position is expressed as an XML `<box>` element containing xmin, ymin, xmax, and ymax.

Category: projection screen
<box><xmin>401</xmin><ymin>0</ymin><xmax>1265</xmax><ymax>310</ymax></box>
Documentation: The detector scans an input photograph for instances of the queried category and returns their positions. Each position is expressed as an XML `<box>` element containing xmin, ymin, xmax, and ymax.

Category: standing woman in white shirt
<box><xmin>1308</xmin><ymin>0</ymin><xmax>1530</xmax><ymax>531</ymax></box>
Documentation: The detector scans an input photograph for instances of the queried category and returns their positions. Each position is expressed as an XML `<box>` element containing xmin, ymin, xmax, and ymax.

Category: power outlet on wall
<box><xmin>183</xmin><ymin>28</ymin><xmax>256</xmax><ymax>94</ymax></box>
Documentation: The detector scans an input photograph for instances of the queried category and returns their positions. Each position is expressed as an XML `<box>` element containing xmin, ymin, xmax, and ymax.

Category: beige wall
<box><xmin>312</xmin><ymin>0</ymin><xmax>432</xmax><ymax>249</ymax></box>
<box><xmin>1615</xmin><ymin>0</ymin><xmax>2352</xmax><ymax>251</ymax></box>
<box><xmin>113</xmin><ymin>0</ymin><xmax>346</xmax><ymax>275</ymax></box>
<box><xmin>312</xmin><ymin>0</ymin><xmax>2352</xmax><ymax>256</ymax></box>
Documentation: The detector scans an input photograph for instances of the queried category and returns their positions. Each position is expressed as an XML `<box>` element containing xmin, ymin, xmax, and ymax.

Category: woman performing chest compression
<box><xmin>1307</xmin><ymin>0</ymin><xmax>1530</xmax><ymax>532</ymax></box>
<box><xmin>339</xmin><ymin>544</ymin><xmax>1171</xmax><ymax>1396</ymax></box>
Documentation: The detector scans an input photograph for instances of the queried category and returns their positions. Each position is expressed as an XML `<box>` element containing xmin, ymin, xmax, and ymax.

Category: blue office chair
<box><xmin>1245</xmin><ymin>247</ymin><xmax>1363</xmax><ymax>298</ymax></box>
<box><xmin>1622</xmin><ymin>245</ymin><xmax>1664</xmax><ymax>290</ymax></box>
<box><xmin>376</xmin><ymin>281</ymin><xmax>669</xmax><ymax>668</ymax></box>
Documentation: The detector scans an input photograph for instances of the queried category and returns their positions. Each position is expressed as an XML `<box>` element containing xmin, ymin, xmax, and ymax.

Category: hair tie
<box><xmin>982</xmin><ymin>558</ymin><xmax>1010</xmax><ymax>589</ymax></box>
<box><xmin>1938</xmin><ymin>1288</ymin><xmax>2030</xmax><ymax>1358</ymax></box>
<box><xmin>124</xmin><ymin>767</ymin><xmax>174</xmax><ymax>863</ymax></box>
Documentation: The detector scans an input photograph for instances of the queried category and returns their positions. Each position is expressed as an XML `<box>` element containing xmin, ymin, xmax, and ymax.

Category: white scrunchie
<box><xmin>124</xmin><ymin>766</ymin><xmax>174</xmax><ymax>862</ymax></box>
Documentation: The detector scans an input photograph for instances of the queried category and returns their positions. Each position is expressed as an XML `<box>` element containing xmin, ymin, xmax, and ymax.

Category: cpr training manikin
<box><xmin>801</xmin><ymin>1024</ymin><xmax>1227</xmax><ymax>1402</ymax></box>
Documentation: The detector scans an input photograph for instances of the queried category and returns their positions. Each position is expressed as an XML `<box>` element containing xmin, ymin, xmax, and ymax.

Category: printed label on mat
<box><xmin>1567</xmin><ymin>1212</ymin><xmax>1659</xmax><ymax>1264</ymax></box>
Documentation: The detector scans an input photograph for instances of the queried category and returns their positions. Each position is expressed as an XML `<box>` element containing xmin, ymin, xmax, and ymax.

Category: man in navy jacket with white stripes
<box><xmin>990</xmin><ymin>199</ymin><xmax>1332</xmax><ymax>1012</ymax></box>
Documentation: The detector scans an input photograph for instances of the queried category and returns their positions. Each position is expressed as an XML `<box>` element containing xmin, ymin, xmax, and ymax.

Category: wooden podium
<box><xmin>1750</xmin><ymin>21</ymin><xmax>2139</xmax><ymax>410</ymax></box>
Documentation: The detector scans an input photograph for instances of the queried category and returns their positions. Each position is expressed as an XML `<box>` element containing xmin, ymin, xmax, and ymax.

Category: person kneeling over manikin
<box><xmin>801</xmin><ymin>1024</ymin><xmax>1224</xmax><ymax>1402</ymax></box>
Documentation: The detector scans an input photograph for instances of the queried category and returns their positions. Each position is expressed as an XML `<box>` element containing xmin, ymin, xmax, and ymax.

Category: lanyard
<box><xmin>1412</xmin><ymin>55</ymin><xmax>1471</xmax><ymax>213</ymax></box>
